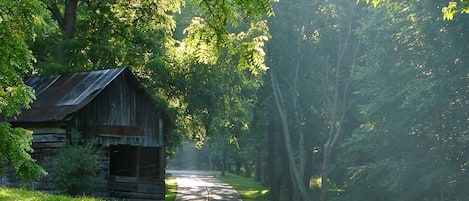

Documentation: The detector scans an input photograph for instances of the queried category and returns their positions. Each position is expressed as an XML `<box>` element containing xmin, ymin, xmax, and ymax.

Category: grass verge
<box><xmin>217</xmin><ymin>173</ymin><xmax>269</xmax><ymax>201</ymax></box>
<box><xmin>165</xmin><ymin>175</ymin><xmax>177</xmax><ymax>201</ymax></box>
<box><xmin>1</xmin><ymin>176</ymin><xmax>179</xmax><ymax>201</ymax></box>
<box><xmin>0</xmin><ymin>186</ymin><xmax>103</xmax><ymax>201</ymax></box>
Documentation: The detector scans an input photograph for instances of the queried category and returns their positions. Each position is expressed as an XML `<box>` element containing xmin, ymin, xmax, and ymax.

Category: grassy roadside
<box><xmin>0</xmin><ymin>186</ymin><xmax>103</xmax><ymax>201</ymax></box>
<box><xmin>0</xmin><ymin>178</ymin><xmax>178</xmax><ymax>201</ymax></box>
<box><xmin>165</xmin><ymin>175</ymin><xmax>177</xmax><ymax>201</ymax></box>
<box><xmin>217</xmin><ymin>173</ymin><xmax>269</xmax><ymax>201</ymax></box>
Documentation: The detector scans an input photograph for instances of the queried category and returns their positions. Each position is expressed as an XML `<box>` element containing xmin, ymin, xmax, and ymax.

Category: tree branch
<box><xmin>46</xmin><ymin>0</ymin><xmax>65</xmax><ymax>31</ymax></box>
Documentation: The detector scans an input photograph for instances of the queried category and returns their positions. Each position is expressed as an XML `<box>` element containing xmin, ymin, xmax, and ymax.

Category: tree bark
<box><xmin>244</xmin><ymin>162</ymin><xmax>251</xmax><ymax>177</ymax></box>
<box><xmin>63</xmin><ymin>0</ymin><xmax>79</xmax><ymax>39</ymax></box>
<box><xmin>235</xmin><ymin>162</ymin><xmax>242</xmax><ymax>175</ymax></box>
<box><xmin>46</xmin><ymin>0</ymin><xmax>79</xmax><ymax>40</ymax></box>
<box><xmin>270</xmin><ymin>72</ymin><xmax>311</xmax><ymax>201</ymax></box>
<box><xmin>267</xmin><ymin>123</ymin><xmax>280</xmax><ymax>201</ymax></box>
<box><xmin>255</xmin><ymin>155</ymin><xmax>261</xmax><ymax>181</ymax></box>
<box><xmin>221</xmin><ymin>150</ymin><xmax>226</xmax><ymax>176</ymax></box>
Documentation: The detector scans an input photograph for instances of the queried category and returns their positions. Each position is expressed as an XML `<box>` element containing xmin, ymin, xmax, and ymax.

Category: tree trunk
<box><xmin>235</xmin><ymin>162</ymin><xmax>242</xmax><ymax>175</ymax></box>
<box><xmin>47</xmin><ymin>0</ymin><xmax>79</xmax><ymax>40</ymax></box>
<box><xmin>244</xmin><ymin>162</ymin><xmax>251</xmax><ymax>177</ymax></box>
<box><xmin>63</xmin><ymin>0</ymin><xmax>78</xmax><ymax>39</ymax></box>
<box><xmin>255</xmin><ymin>156</ymin><xmax>261</xmax><ymax>181</ymax></box>
<box><xmin>268</xmin><ymin>123</ymin><xmax>280</xmax><ymax>201</ymax></box>
<box><xmin>320</xmin><ymin>144</ymin><xmax>332</xmax><ymax>201</ymax></box>
<box><xmin>221</xmin><ymin>150</ymin><xmax>226</xmax><ymax>176</ymax></box>
<box><xmin>270</xmin><ymin>72</ymin><xmax>311</xmax><ymax>201</ymax></box>
<box><xmin>304</xmin><ymin>144</ymin><xmax>314</xmax><ymax>189</ymax></box>
<box><xmin>319</xmin><ymin>4</ymin><xmax>357</xmax><ymax>201</ymax></box>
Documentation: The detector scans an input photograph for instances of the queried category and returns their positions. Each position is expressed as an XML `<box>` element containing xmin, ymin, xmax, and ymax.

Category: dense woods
<box><xmin>1</xmin><ymin>0</ymin><xmax>468</xmax><ymax>200</ymax></box>
<box><xmin>256</xmin><ymin>1</ymin><xmax>468</xmax><ymax>200</ymax></box>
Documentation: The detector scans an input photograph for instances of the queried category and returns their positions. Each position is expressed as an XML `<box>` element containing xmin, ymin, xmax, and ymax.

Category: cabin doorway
<box><xmin>108</xmin><ymin>145</ymin><xmax>165</xmax><ymax>200</ymax></box>
<box><xmin>109</xmin><ymin>145</ymin><xmax>160</xmax><ymax>179</ymax></box>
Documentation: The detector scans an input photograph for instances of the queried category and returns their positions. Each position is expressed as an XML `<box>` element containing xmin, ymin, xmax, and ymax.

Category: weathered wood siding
<box><xmin>32</xmin><ymin>127</ymin><xmax>67</xmax><ymax>148</ymax></box>
<box><xmin>0</xmin><ymin>127</ymin><xmax>66</xmax><ymax>191</ymax></box>
<box><xmin>70</xmin><ymin>71</ymin><xmax>163</xmax><ymax>147</ymax></box>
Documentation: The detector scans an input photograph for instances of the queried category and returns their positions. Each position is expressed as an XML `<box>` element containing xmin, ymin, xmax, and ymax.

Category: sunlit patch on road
<box><xmin>168</xmin><ymin>170</ymin><xmax>242</xmax><ymax>201</ymax></box>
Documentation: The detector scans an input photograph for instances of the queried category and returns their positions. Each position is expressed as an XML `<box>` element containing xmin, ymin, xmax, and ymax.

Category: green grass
<box><xmin>0</xmin><ymin>186</ymin><xmax>104</xmax><ymax>201</ymax></box>
<box><xmin>165</xmin><ymin>175</ymin><xmax>177</xmax><ymax>201</ymax></box>
<box><xmin>217</xmin><ymin>173</ymin><xmax>269</xmax><ymax>201</ymax></box>
<box><xmin>0</xmin><ymin>176</ymin><xmax>179</xmax><ymax>201</ymax></box>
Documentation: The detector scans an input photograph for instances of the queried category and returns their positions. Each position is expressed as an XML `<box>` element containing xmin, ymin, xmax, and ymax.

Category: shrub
<box><xmin>51</xmin><ymin>130</ymin><xmax>104</xmax><ymax>196</ymax></box>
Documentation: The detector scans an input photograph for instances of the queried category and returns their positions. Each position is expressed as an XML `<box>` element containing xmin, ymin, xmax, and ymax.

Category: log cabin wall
<box><xmin>0</xmin><ymin>126</ymin><xmax>66</xmax><ymax>191</ymax></box>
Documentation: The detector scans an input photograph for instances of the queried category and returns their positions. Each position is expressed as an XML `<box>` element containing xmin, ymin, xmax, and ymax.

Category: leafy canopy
<box><xmin>357</xmin><ymin>0</ymin><xmax>469</xmax><ymax>20</ymax></box>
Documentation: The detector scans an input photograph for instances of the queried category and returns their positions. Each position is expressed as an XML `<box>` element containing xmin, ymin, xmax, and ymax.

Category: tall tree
<box><xmin>267</xmin><ymin>1</ymin><xmax>320</xmax><ymax>199</ymax></box>
<box><xmin>316</xmin><ymin>2</ymin><xmax>362</xmax><ymax>200</ymax></box>
<box><xmin>266</xmin><ymin>1</ymin><xmax>363</xmax><ymax>200</ymax></box>
<box><xmin>338</xmin><ymin>1</ymin><xmax>468</xmax><ymax>200</ymax></box>
<box><xmin>0</xmin><ymin>0</ymin><xmax>47</xmax><ymax>182</ymax></box>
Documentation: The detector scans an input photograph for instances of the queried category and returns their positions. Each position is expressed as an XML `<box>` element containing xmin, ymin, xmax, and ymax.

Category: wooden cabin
<box><xmin>3</xmin><ymin>67</ymin><xmax>170</xmax><ymax>200</ymax></box>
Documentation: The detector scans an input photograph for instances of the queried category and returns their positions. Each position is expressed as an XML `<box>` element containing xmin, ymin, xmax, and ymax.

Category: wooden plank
<box><xmin>33</xmin><ymin>134</ymin><xmax>66</xmax><ymax>143</ymax></box>
<box><xmin>109</xmin><ymin>176</ymin><xmax>161</xmax><ymax>184</ymax></box>
<box><xmin>99</xmin><ymin>136</ymin><xmax>145</xmax><ymax>147</ymax></box>
<box><xmin>109</xmin><ymin>181</ymin><xmax>138</xmax><ymax>192</ymax></box>
<box><xmin>99</xmin><ymin>125</ymin><xmax>144</xmax><ymax>137</ymax></box>
<box><xmin>109</xmin><ymin>182</ymin><xmax>164</xmax><ymax>194</ymax></box>
<box><xmin>100</xmin><ymin>133</ymin><xmax>145</xmax><ymax>138</ymax></box>
<box><xmin>137</xmin><ymin>183</ymin><xmax>164</xmax><ymax>193</ymax></box>
<box><xmin>110</xmin><ymin>176</ymin><xmax>137</xmax><ymax>183</ymax></box>
<box><xmin>32</xmin><ymin>142</ymin><xmax>66</xmax><ymax>148</ymax></box>
<box><xmin>109</xmin><ymin>191</ymin><xmax>164</xmax><ymax>200</ymax></box>
<box><xmin>31</xmin><ymin>127</ymin><xmax>66</xmax><ymax>134</ymax></box>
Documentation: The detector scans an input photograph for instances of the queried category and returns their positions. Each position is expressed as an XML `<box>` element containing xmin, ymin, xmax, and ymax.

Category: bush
<box><xmin>51</xmin><ymin>130</ymin><xmax>104</xmax><ymax>196</ymax></box>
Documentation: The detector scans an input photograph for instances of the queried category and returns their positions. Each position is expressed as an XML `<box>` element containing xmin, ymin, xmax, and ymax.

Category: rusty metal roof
<box><xmin>11</xmin><ymin>67</ymin><xmax>127</xmax><ymax>122</ymax></box>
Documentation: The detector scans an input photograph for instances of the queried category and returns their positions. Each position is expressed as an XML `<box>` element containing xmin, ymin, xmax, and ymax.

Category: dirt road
<box><xmin>167</xmin><ymin>170</ymin><xmax>242</xmax><ymax>201</ymax></box>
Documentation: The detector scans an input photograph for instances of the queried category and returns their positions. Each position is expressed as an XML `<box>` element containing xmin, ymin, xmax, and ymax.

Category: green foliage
<box><xmin>337</xmin><ymin>1</ymin><xmax>469</xmax><ymax>200</ymax></box>
<box><xmin>442</xmin><ymin>0</ymin><xmax>469</xmax><ymax>20</ymax></box>
<box><xmin>51</xmin><ymin>130</ymin><xmax>104</xmax><ymax>196</ymax></box>
<box><xmin>358</xmin><ymin>0</ymin><xmax>381</xmax><ymax>7</ymax></box>
<box><xmin>194</xmin><ymin>0</ymin><xmax>273</xmax><ymax>43</ymax></box>
<box><xmin>0</xmin><ymin>123</ymin><xmax>46</xmax><ymax>183</ymax></box>
<box><xmin>358</xmin><ymin>0</ymin><xmax>469</xmax><ymax>20</ymax></box>
<box><xmin>0</xmin><ymin>0</ymin><xmax>47</xmax><ymax>183</ymax></box>
<box><xmin>0</xmin><ymin>0</ymin><xmax>40</xmax><ymax>116</ymax></box>
<box><xmin>33</xmin><ymin>0</ymin><xmax>182</xmax><ymax>73</ymax></box>
<box><xmin>160</xmin><ymin>9</ymin><xmax>269</xmax><ymax>145</ymax></box>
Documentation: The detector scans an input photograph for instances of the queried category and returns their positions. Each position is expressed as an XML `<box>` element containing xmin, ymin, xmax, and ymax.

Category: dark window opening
<box><xmin>110</xmin><ymin>145</ymin><xmax>160</xmax><ymax>178</ymax></box>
